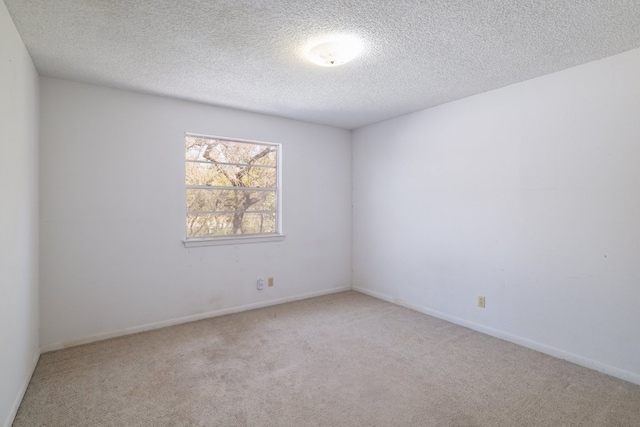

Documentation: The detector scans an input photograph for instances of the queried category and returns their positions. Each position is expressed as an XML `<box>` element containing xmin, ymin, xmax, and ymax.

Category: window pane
<box><xmin>250</xmin><ymin>150</ymin><xmax>277</xmax><ymax>167</ymax></box>
<box><xmin>186</xmin><ymin>162</ymin><xmax>276</xmax><ymax>188</ymax></box>
<box><xmin>242</xmin><ymin>212</ymin><xmax>276</xmax><ymax>234</ymax></box>
<box><xmin>185</xmin><ymin>135</ymin><xmax>280</xmax><ymax>239</ymax></box>
<box><xmin>187</xmin><ymin>189</ymin><xmax>276</xmax><ymax>213</ymax></box>
<box><xmin>187</xmin><ymin>212</ymin><xmax>276</xmax><ymax>237</ymax></box>
<box><xmin>185</xmin><ymin>136</ymin><xmax>277</xmax><ymax>166</ymax></box>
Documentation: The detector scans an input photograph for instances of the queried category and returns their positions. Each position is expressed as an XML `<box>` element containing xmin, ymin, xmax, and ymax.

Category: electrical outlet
<box><xmin>268</xmin><ymin>277</ymin><xmax>274</xmax><ymax>287</ymax></box>
<box><xmin>478</xmin><ymin>296</ymin><xmax>485</xmax><ymax>308</ymax></box>
<box><xmin>257</xmin><ymin>279</ymin><xmax>264</xmax><ymax>291</ymax></box>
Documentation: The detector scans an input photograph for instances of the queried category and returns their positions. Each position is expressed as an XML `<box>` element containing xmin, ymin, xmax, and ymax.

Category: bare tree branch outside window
<box><xmin>185</xmin><ymin>135</ymin><xmax>279</xmax><ymax>238</ymax></box>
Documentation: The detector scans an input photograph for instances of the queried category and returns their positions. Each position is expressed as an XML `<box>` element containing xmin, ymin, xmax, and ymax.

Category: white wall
<box><xmin>39</xmin><ymin>77</ymin><xmax>352</xmax><ymax>350</ymax></box>
<box><xmin>353</xmin><ymin>47</ymin><xmax>640</xmax><ymax>384</ymax></box>
<box><xmin>0</xmin><ymin>1</ymin><xmax>40</xmax><ymax>426</ymax></box>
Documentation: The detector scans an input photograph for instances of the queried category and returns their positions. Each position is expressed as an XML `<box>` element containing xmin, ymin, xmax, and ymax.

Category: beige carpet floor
<box><xmin>14</xmin><ymin>291</ymin><xmax>640</xmax><ymax>426</ymax></box>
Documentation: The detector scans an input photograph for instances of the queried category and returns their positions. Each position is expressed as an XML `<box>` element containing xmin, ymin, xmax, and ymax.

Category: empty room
<box><xmin>2</xmin><ymin>1</ymin><xmax>640</xmax><ymax>426</ymax></box>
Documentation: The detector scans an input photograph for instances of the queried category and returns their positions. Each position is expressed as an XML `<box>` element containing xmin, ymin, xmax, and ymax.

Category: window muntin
<box><xmin>185</xmin><ymin>134</ymin><xmax>281</xmax><ymax>239</ymax></box>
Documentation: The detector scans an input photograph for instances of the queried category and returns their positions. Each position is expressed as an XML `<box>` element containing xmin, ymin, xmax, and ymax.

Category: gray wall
<box><xmin>0</xmin><ymin>2</ymin><xmax>40</xmax><ymax>426</ymax></box>
<box><xmin>39</xmin><ymin>77</ymin><xmax>352</xmax><ymax>350</ymax></box>
<box><xmin>353</xmin><ymin>47</ymin><xmax>640</xmax><ymax>384</ymax></box>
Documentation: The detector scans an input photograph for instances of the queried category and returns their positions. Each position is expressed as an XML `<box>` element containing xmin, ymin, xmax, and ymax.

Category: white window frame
<box><xmin>183</xmin><ymin>133</ymin><xmax>284</xmax><ymax>247</ymax></box>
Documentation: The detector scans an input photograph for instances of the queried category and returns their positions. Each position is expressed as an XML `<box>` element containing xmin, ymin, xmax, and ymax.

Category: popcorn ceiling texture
<box><xmin>5</xmin><ymin>0</ymin><xmax>640</xmax><ymax>129</ymax></box>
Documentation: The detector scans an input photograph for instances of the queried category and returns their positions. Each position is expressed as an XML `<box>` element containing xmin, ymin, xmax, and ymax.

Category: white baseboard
<box><xmin>353</xmin><ymin>286</ymin><xmax>640</xmax><ymax>387</ymax></box>
<box><xmin>4</xmin><ymin>350</ymin><xmax>40</xmax><ymax>427</ymax></box>
<box><xmin>41</xmin><ymin>286</ymin><xmax>352</xmax><ymax>353</ymax></box>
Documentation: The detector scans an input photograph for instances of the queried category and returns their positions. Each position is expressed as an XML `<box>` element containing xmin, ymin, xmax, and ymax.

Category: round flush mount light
<box><xmin>304</xmin><ymin>35</ymin><xmax>364</xmax><ymax>67</ymax></box>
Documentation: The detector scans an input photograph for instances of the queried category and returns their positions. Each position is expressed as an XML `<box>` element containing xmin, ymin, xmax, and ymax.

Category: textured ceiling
<box><xmin>5</xmin><ymin>0</ymin><xmax>640</xmax><ymax>129</ymax></box>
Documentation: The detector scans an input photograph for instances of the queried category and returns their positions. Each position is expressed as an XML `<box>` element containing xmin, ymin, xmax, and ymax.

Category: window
<box><xmin>184</xmin><ymin>134</ymin><xmax>282</xmax><ymax>245</ymax></box>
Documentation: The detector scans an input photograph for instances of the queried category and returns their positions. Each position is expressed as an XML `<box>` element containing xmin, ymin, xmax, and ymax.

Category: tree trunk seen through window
<box><xmin>185</xmin><ymin>136</ymin><xmax>278</xmax><ymax>238</ymax></box>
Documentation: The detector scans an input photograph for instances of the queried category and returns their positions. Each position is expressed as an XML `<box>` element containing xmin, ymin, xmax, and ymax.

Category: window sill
<box><xmin>183</xmin><ymin>234</ymin><xmax>285</xmax><ymax>248</ymax></box>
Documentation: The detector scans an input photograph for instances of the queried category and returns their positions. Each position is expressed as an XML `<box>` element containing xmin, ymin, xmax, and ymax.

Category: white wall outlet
<box><xmin>478</xmin><ymin>296</ymin><xmax>486</xmax><ymax>308</ymax></box>
<box><xmin>257</xmin><ymin>278</ymin><xmax>264</xmax><ymax>291</ymax></box>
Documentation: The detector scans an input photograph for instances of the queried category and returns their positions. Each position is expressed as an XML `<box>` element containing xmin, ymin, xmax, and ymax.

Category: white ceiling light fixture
<box><xmin>304</xmin><ymin>35</ymin><xmax>364</xmax><ymax>67</ymax></box>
